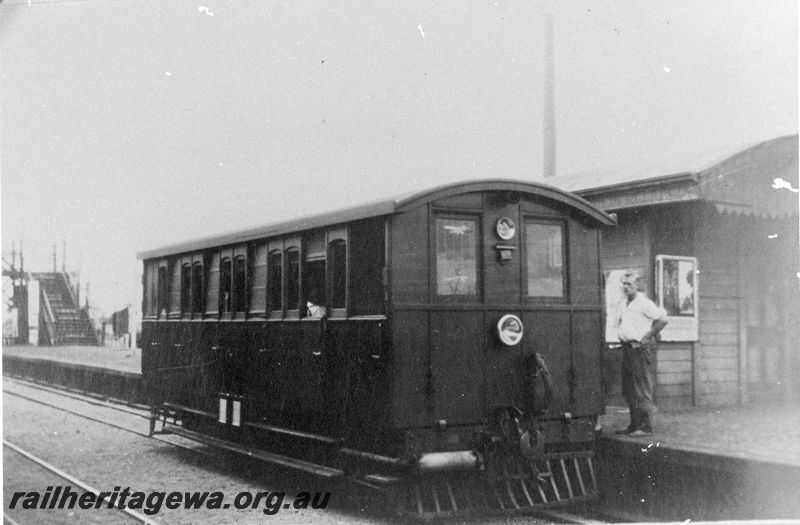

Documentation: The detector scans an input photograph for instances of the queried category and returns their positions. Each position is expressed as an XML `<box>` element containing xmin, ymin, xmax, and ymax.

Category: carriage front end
<box><xmin>385</xmin><ymin>182</ymin><xmax>612</xmax><ymax>516</ymax></box>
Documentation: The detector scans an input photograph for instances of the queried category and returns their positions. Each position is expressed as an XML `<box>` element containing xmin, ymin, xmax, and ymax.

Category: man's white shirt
<box><xmin>616</xmin><ymin>294</ymin><xmax>667</xmax><ymax>343</ymax></box>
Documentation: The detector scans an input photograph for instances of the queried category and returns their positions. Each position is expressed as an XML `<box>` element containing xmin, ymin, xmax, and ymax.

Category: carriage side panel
<box><xmin>391</xmin><ymin>310</ymin><xmax>430</xmax><ymax>428</ymax></box>
<box><xmin>571</xmin><ymin>311</ymin><xmax>605</xmax><ymax>416</ymax></box>
<box><xmin>323</xmin><ymin>319</ymin><xmax>390</xmax><ymax>446</ymax></box>
<box><xmin>391</xmin><ymin>207</ymin><xmax>429</xmax><ymax>304</ymax></box>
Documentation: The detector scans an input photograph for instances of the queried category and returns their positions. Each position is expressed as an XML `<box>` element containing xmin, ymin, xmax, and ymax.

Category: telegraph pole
<box><xmin>543</xmin><ymin>7</ymin><xmax>557</xmax><ymax>179</ymax></box>
<box><xmin>3</xmin><ymin>241</ymin><xmax>29</xmax><ymax>344</ymax></box>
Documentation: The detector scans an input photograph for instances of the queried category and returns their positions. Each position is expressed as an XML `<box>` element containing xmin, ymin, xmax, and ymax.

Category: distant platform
<box><xmin>2</xmin><ymin>344</ymin><xmax>141</xmax><ymax>374</ymax></box>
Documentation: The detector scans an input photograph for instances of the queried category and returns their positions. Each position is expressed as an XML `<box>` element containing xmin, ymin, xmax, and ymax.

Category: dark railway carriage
<box><xmin>140</xmin><ymin>180</ymin><xmax>615</xmax><ymax>516</ymax></box>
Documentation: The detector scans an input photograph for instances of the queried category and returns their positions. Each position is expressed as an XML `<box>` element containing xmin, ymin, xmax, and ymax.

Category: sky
<box><xmin>1</xmin><ymin>0</ymin><xmax>797</xmax><ymax>316</ymax></box>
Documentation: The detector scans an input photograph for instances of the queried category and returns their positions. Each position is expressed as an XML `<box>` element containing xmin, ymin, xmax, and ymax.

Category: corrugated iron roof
<box><xmin>550</xmin><ymin>139</ymin><xmax>763</xmax><ymax>193</ymax></box>
<box><xmin>550</xmin><ymin>135</ymin><xmax>798</xmax><ymax>218</ymax></box>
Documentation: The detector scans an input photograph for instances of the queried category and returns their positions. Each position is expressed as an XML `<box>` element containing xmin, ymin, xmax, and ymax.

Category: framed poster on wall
<box><xmin>655</xmin><ymin>255</ymin><xmax>699</xmax><ymax>341</ymax></box>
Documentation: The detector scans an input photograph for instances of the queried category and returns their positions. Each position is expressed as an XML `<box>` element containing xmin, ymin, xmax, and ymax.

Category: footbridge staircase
<box><xmin>33</xmin><ymin>272</ymin><xmax>98</xmax><ymax>346</ymax></box>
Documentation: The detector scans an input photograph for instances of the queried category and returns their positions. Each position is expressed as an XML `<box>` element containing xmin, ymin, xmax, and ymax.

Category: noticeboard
<box><xmin>655</xmin><ymin>255</ymin><xmax>699</xmax><ymax>342</ymax></box>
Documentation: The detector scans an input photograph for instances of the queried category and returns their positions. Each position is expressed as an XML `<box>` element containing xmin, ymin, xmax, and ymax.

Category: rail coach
<box><xmin>139</xmin><ymin>179</ymin><xmax>616</xmax><ymax>517</ymax></box>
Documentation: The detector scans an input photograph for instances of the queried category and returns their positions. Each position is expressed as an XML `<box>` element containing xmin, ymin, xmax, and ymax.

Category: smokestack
<box><xmin>543</xmin><ymin>10</ymin><xmax>556</xmax><ymax>178</ymax></box>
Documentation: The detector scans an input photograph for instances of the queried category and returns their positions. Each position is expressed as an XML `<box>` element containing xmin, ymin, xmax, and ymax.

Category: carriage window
<box><xmin>206</xmin><ymin>252</ymin><xmax>220</xmax><ymax>316</ymax></box>
<box><xmin>146</xmin><ymin>263</ymin><xmax>155</xmax><ymax>316</ymax></box>
<box><xmin>169</xmin><ymin>261</ymin><xmax>182</xmax><ymax>317</ymax></box>
<box><xmin>268</xmin><ymin>250</ymin><xmax>283</xmax><ymax>313</ymax></box>
<box><xmin>525</xmin><ymin>222</ymin><xmax>565</xmax><ymax>298</ymax></box>
<box><xmin>157</xmin><ymin>265</ymin><xmax>168</xmax><ymax>317</ymax></box>
<box><xmin>191</xmin><ymin>262</ymin><xmax>204</xmax><ymax>314</ymax></box>
<box><xmin>233</xmin><ymin>256</ymin><xmax>247</xmax><ymax>313</ymax></box>
<box><xmin>303</xmin><ymin>234</ymin><xmax>326</xmax><ymax>317</ymax></box>
<box><xmin>286</xmin><ymin>249</ymin><xmax>300</xmax><ymax>312</ymax></box>
<box><xmin>144</xmin><ymin>262</ymin><xmax>158</xmax><ymax>316</ymax></box>
<box><xmin>303</xmin><ymin>261</ymin><xmax>326</xmax><ymax>317</ymax></box>
<box><xmin>329</xmin><ymin>240</ymin><xmax>347</xmax><ymax>310</ymax></box>
<box><xmin>181</xmin><ymin>263</ymin><xmax>191</xmax><ymax>315</ymax></box>
<box><xmin>220</xmin><ymin>257</ymin><xmax>232</xmax><ymax>314</ymax></box>
<box><xmin>435</xmin><ymin>217</ymin><xmax>478</xmax><ymax>297</ymax></box>
<box><xmin>250</xmin><ymin>244</ymin><xmax>267</xmax><ymax>315</ymax></box>
<box><xmin>350</xmin><ymin>219</ymin><xmax>384</xmax><ymax>315</ymax></box>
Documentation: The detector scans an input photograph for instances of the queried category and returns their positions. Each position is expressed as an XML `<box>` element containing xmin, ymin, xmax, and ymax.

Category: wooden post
<box><xmin>736</xmin><ymin>218</ymin><xmax>749</xmax><ymax>405</ymax></box>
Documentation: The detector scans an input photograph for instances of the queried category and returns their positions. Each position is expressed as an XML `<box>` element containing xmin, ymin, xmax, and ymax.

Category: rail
<box><xmin>4</xmin><ymin>439</ymin><xmax>160</xmax><ymax>524</ymax></box>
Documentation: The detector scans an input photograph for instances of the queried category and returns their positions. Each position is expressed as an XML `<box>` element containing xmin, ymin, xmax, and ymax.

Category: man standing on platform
<box><xmin>614</xmin><ymin>271</ymin><xmax>668</xmax><ymax>437</ymax></box>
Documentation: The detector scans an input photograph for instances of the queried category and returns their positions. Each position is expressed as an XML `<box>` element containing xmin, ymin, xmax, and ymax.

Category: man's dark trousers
<box><xmin>620</xmin><ymin>338</ymin><xmax>656</xmax><ymax>432</ymax></box>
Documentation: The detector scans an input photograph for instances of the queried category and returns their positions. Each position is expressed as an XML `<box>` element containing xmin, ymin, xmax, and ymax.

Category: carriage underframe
<box><xmin>149</xmin><ymin>403</ymin><xmax>597</xmax><ymax>518</ymax></box>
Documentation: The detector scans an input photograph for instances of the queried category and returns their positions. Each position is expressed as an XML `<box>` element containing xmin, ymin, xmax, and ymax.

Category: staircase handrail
<box><xmin>60</xmin><ymin>271</ymin><xmax>80</xmax><ymax>309</ymax></box>
<box><xmin>40</xmin><ymin>288</ymin><xmax>58</xmax><ymax>346</ymax></box>
<box><xmin>80</xmin><ymin>307</ymin><xmax>102</xmax><ymax>346</ymax></box>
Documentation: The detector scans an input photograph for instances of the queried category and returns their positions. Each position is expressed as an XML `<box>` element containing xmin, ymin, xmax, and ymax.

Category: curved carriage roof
<box><xmin>137</xmin><ymin>179</ymin><xmax>615</xmax><ymax>260</ymax></box>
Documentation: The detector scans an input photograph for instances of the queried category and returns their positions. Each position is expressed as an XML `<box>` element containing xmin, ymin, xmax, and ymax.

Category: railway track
<box><xmin>2</xmin><ymin>377</ymin><xmax>217</xmax><ymax>458</ymax></box>
<box><xmin>3</xmin><ymin>439</ymin><xmax>160</xmax><ymax>525</ymax></box>
<box><xmin>5</xmin><ymin>375</ymin><xmax>148</xmax><ymax>414</ymax></box>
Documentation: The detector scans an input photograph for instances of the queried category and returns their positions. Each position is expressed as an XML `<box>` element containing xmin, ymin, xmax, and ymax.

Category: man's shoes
<box><xmin>628</xmin><ymin>429</ymin><xmax>652</xmax><ymax>437</ymax></box>
<box><xmin>614</xmin><ymin>426</ymin><xmax>635</xmax><ymax>435</ymax></box>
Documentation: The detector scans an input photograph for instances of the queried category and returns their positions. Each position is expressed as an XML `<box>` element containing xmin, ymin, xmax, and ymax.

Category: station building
<box><xmin>553</xmin><ymin>135</ymin><xmax>799</xmax><ymax>408</ymax></box>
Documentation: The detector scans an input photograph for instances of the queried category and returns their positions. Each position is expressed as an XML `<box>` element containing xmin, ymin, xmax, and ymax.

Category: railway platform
<box><xmin>3</xmin><ymin>344</ymin><xmax>799</xmax><ymax>521</ymax></box>
<box><xmin>596</xmin><ymin>404</ymin><xmax>800</xmax><ymax>521</ymax></box>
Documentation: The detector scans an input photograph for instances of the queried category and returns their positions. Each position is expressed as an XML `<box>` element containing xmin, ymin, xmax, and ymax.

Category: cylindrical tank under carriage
<box><xmin>139</xmin><ymin>179</ymin><xmax>615</xmax><ymax>517</ymax></box>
